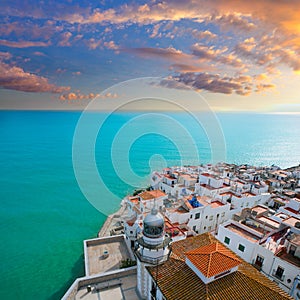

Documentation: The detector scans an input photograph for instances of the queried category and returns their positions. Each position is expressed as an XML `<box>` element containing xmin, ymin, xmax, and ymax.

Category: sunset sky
<box><xmin>1</xmin><ymin>0</ymin><xmax>300</xmax><ymax>112</ymax></box>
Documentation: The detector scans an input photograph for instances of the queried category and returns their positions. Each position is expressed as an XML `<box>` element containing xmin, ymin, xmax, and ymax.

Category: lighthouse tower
<box><xmin>135</xmin><ymin>207</ymin><xmax>171</xmax><ymax>298</ymax></box>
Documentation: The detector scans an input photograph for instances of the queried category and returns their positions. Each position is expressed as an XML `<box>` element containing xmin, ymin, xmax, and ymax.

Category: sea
<box><xmin>0</xmin><ymin>110</ymin><xmax>299</xmax><ymax>300</ymax></box>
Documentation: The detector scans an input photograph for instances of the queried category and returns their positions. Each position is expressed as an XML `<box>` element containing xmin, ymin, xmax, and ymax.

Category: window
<box><xmin>195</xmin><ymin>212</ymin><xmax>200</xmax><ymax>219</ymax></box>
<box><xmin>209</xmin><ymin>215</ymin><xmax>213</xmax><ymax>221</ymax></box>
<box><xmin>224</xmin><ymin>236</ymin><xmax>230</xmax><ymax>245</ymax></box>
<box><xmin>246</xmin><ymin>202</ymin><xmax>249</xmax><ymax>207</ymax></box>
<box><xmin>193</xmin><ymin>225</ymin><xmax>196</xmax><ymax>231</ymax></box>
<box><xmin>289</xmin><ymin>245</ymin><xmax>296</xmax><ymax>256</ymax></box>
<box><xmin>150</xmin><ymin>280</ymin><xmax>157</xmax><ymax>299</ymax></box>
<box><xmin>255</xmin><ymin>255</ymin><xmax>264</xmax><ymax>267</ymax></box>
<box><xmin>204</xmin><ymin>226</ymin><xmax>207</xmax><ymax>230</ymax></box>
<box><xmin>275</xmin><ymin>266</ymin><xmax>284</xmax><ymax>280</ymax></box>
<box><xmin>190</xmin><ymin>214</ymin><xmax>193</xmax><ymax>219</ymax></box>
<box><xmin>205</xmin><ymin>216</ymin><xmax>208</xmax><ymax>219</ymax></box>
<box><xmin>130</xmin><ymin>231</ymin><xmax>133</xmax><ymax>234</ymax></box>
<box><xmin>238</xmin><ymin>244</ymin><xmax>245</xmax><ymax>252</ymax></box>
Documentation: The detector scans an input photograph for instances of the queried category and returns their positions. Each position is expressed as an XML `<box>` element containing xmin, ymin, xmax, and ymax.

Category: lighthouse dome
<box><xmin>143</xmin><ymin>207</ymin><xmax>164</xmax><ymax>238</ymax></box>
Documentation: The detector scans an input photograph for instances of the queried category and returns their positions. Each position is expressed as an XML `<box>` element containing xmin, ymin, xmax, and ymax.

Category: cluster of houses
<box><xmin>122</xmin><ymin>163</ymin><xmax>300</xmax><ymax>298</ymax></box>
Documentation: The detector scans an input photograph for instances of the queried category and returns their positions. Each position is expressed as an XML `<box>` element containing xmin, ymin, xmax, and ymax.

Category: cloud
<box><xmin>210</xmin><ymin>13</ymin><xmax>256</xmax><ymax>32</ymax></box>
<box><xmin>58</xmin><ymin>32</ymin><xmax>72</xmax><ymax>47</ymax></box>
<box><xmin>149</xmin><ymin>23</ymin><xmax>161</xmax><ymax>38</ymax></box>
<box><xmin>87</xmin><ymin>38</ymin><xmax>101</xmax><ymax>50</ymax></box>
<box><xmin>255</xmin><ymin>83</ymin><xmax>275</xmax><ymax>92</ymax></box>
<box><xmin>164</xmin><ymin>72</ymin><xmax>249</xmax><ymax>95</ymax></box>
<box><xmin>0</xmin><ymin>62</ymin><xmax>70</xmax><ymax>93</ymax></box>
<box><xmin>172</xmin><ymin>71</ymin><xmax>276</xmax><ymax>95</ymax></box>
<box><xmin>191</xmin><ymin>44</ymin><xmax>244</xmax><ymax>68</ymax></box>
<box><xmin>59</xmin><ymin>91</ymin><xmax>118</xmax><ymax>101</ymax></box>
<box><xmin>169</xmin><ymin>64</ymin><xmax>210</xmax><ymax>73</ymax></box>
<box><xmin>103</xmin><ymin>40</ymin><xmax>119</xmax><ymax>50</ymax></box>
<box><xmin>0</xmin><ymin>51</ymin><xmax>12</xmax><ymax>60</ymax></box>
<box><xmin>124</xmin><ymin>46</ymin><xmax>189</xmax><ymax>61</ymax></box>
<box><xmin>59</xmin><ymin>92</ymin><xmax>96</xmax><ymax>101</ymax></box>
<box><xmin>0</xmin><ymin>21</ymin><xmax>62</xmax><ymax>40</ymax></box>
<box><xmin>0</xmin><ymin>39</ymin><xmax>50</xmax><ymax>48</ymax></box>
<box><xmin>191</xmin><ymin>30</ymin><xmax>217</xmax><ymax>41</ymax></box>
<box><xmin>276</xmin><ymin>49</ymin><xmax>300</xmax><ymax>72</ymax></box>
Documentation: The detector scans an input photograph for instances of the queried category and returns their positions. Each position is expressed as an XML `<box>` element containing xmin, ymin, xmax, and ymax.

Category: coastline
<box><xmin>97</xmin><ymin>201</ymin><xmax>126</xmax><ymax>237</ymax></box>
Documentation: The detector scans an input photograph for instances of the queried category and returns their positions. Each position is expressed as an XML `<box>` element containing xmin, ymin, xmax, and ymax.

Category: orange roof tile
<box><xmin>147</xmin><ymin>233</ymin><xmax>293</xmax><ymax>300</ymax></box>
<box><xmin>139</xmin><ymin>190</ymin><xmax>166</xmax><ymax>200</ymax></box>
<box><xmin>185</xmin><ymin>242</ymin><xmax>241</xmax><ymax>277</ymax></box>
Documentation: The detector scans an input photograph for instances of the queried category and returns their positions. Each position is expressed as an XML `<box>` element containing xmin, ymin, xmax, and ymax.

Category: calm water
<box><xmin>0</xmin><ymin>111</ymin><xmax>299</xmax><ymax>299</ymax></box>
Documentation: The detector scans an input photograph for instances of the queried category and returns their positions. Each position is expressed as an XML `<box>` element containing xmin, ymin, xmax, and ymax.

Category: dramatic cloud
<box><xmin>175</xmin><ymin>72</ymin><xmax>251</xmax><ymax>95</ymax></box>
<box><xmin>1</xmin><ymin>0</ymin><xmax>299</xmax><ymax>105</ymax></box>
<box><xmin>52</xmin><ymin>0</ymin><xmax>300</xmax><ymax>38</ymax></box>
<box><xmin>163</xmin><ymin>72</ymin><xmax>275</xmax><ymax>96</ymax></box>
<box><xmin>0</xmin><ymin>62</ymin><xmax>70</xmax><ymax>93</ymax></box>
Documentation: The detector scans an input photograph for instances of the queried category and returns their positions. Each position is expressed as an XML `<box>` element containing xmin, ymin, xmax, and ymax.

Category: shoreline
<box><xmin>97</xmin><ymin>201</ymin><xmax>126</xmax><ymax>237</ymax></box>
<box><xmin>97</xmin><ymin>163</ymin><xmax>300</xmax><ymax>238</ymax></box>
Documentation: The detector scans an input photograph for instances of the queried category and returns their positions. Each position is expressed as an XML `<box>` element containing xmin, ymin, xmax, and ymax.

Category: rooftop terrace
<box><xmin>226</xmin><ymin>223</ymin><xmax>261</xmax><ymax>242</ymax></box>
<box><xmin>84</xmin><ymin>235</ymin><xmax>132</xmax><ymax>276</ymax></box>
<box><xmin>62</xmin><ymin>267</ymin><xmax>139</xmax><ymax>300</ymax></box>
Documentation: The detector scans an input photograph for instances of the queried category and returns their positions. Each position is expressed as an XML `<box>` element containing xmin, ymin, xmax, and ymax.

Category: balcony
<box><xmin>134</xmin><ymin>250</ymin><xmax>170</xmax><ymax>265</ymax></box>
<box><xmin>136</xmin><ymin>234</ymin><xmax>171</xmax><ymax>250</ymax></box>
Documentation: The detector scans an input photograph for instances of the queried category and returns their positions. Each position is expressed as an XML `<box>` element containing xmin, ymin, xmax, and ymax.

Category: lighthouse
<box><xmin>135</xmin><ymin>207</ymin><xmax>171</xmax><ymax>298</ymax></box>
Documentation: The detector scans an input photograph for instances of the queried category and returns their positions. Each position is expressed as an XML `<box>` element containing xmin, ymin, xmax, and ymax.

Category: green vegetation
<box><xmin>120</xmin><ymin>258</ymin><xmax>137</xmax><ymax>269</ymax></box>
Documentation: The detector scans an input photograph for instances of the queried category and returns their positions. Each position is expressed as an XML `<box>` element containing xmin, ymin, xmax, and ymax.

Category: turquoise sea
<box><xmin>0</xmin><ymin>110</ymin><xmax>300</xmax><ymax>299</ymax></box>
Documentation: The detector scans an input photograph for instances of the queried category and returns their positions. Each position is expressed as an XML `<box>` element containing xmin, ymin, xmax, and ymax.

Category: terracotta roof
<box><xmin>139</xmin><ymin>190</ymin><xmax>166</xmax><ymax>200</ymax></box>
<box><xmin>147</xmin><ymin>233</ymin><xmax>293</xmax><ymax>300</ymax></box>
<box><xmin>185</xmin><ymin>242</ymin><xmax>241</xmax><ymax>278</ymax></box>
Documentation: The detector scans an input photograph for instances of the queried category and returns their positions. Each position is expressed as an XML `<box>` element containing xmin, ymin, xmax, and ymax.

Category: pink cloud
<box><xmin>0</xmin><ymin>39</ymin><xmax>50</xmax><ymax>48</ymax></box>
<box><xmin>192</xmin><ymin>30</ymin><xmax>217</xmax><ymax>41</ymax></box>
<box><xmin>87</xmin><ymin>38</ymin><xmax>101</xmax><ymax>50</ymax></box>
<box><xmin>103</xmin><ymin>40</ymin><xmax>119</xmax><ymax>50</ymax></box>
<box><xmin>0</xmin><ymin>62</ymin><xmax>70</xmax><ymax>93</ymax></box>
<box><xmin>0</xmin><ymin>51</ymin><xmax>12</xmax><ymax>60</ymax></box>
<box><xmin>59</xmin><ymin>92</ymin><xmax>118</xmax><ymax>101</ymax></box>
<box><xmin>58</xmin><ymin>32</ymin><xmax>72</xmax><ymax>47</ymax></box>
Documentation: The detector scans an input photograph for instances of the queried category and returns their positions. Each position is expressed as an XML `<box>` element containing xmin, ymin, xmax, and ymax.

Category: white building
<box><xmin>217</xmin><ymin>215</ymin><xmax>300</xmax><ymax>297</ymax></box>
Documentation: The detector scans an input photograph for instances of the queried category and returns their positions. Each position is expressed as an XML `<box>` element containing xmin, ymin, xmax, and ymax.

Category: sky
<box><xmin>0</xmin><ymin>0</ymin><xmax>300</xmax><ymax>112</ymax></box>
